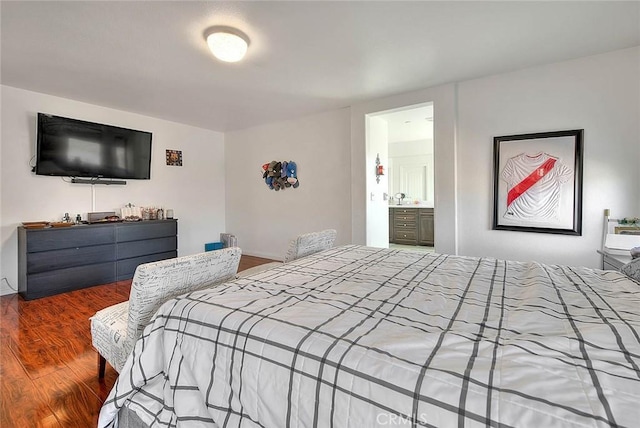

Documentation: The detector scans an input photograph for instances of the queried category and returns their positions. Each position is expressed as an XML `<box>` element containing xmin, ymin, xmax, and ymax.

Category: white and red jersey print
<box><xmin>501</xmin><ymin>152</ymin><xmax>572</xmax><ymax>221</ymax></box>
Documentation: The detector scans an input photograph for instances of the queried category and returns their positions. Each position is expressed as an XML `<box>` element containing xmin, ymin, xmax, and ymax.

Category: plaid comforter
<box><xmin>99</xmin><ymin>245</ymin><xmax>640</xmax><ymax>427</ymax></box>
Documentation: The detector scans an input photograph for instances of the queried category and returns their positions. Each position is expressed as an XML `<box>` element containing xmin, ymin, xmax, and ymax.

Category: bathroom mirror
<box><xmin>388</xmin><ymin>140</ymin><xmax>434</xmax><ymax>205</ymax></box>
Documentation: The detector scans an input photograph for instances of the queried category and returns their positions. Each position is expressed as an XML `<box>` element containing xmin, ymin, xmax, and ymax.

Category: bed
<box><xmin>98</xmin><ymin>245</ymin><xmax>640</xmax><ymax>427</ymax></box>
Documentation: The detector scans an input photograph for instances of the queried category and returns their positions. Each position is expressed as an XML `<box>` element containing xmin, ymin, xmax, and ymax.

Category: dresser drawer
<box><xmin>394</xmin><ymin>220</ymin><xmax>417</xmax><ymax>229</ymax></box>
<box><xmin>116</xmin><ymin>221</ymin><xmax>177</xmax><ymax>242</ymax></box>
<box><xmin>117</xmin><ymin>236</ymin><xmax>177</xmax><ymax>259</ymax></box>
<box><xmin>27</xmin><ymin>244</ymin><xmax>116</xmax><ymax>274</ymax></box>
<box><xmin>394</xmin><ymin>229</ymin><xmax>417</xmax><ymax>242</ymax></box>
<box><xmin>25</xmin><ymin>262</ymin><xmax>116</xmax><ymax>300</ymax></box>
<box><xmin>26</xmin><ymin>226</ymin><xmax>115</xmax><ymax>252</ymax></box>
<box><xmin>116</xmin><ymin>251</ymin><xmax>177</xmax><ymax>280</ymax></box>
<box><xmin>393</xmin><ymin>209</ymin><xmax>417</xmax><ymax>222</ymax></box>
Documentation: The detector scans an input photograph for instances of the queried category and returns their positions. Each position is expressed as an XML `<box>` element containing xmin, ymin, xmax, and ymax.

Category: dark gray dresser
<box><xmin>18</xmin><ymin>220</ymin><xmax>177</xmax><ymax>300</ymax></box>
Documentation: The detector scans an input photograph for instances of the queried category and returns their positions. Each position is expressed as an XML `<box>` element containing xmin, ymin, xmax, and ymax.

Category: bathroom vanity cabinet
<box><xmin>389</xmin><ymin>207</ymin><xmax>433</xmax><ymax>246</ymax></box>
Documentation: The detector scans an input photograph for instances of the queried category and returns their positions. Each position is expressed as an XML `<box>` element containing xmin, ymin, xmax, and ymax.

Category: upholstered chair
<box><xmin>237</xmin><ymin>229</ymin><xmax>337</xmax><ymax>277</ymax></box>
<box><xmin>283</xmin><ymin>228</ymin><xmax>337</xmax><ymax>262</ymax></box>
<box><xmin>90</xmin><ymin>248</ymin><xmax>241</xmax><ymax>378</ymax></box>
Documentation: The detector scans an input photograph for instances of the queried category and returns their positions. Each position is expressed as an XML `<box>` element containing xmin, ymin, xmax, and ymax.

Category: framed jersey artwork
<box><xmin>492</xmin><ymin>129</ymin><xmax>583</xmax><ymax>235</ymax></box>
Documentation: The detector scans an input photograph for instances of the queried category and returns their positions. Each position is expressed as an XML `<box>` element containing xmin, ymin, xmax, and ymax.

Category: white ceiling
<box><xmin>2</xmin><ymin>1</ymin><xmax>638</xmax><ymax>133</ymax></box>
<box><xmin>380</xmin><ymin>104</ymin><xmax>433</xmax><ymax>144</ymax></box>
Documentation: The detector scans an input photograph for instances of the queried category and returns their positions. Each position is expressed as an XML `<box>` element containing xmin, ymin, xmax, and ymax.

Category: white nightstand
<box><xmin>597</xmin><ymin>250</ymin><xmax>631</xmax><ymax>270</ymax></box>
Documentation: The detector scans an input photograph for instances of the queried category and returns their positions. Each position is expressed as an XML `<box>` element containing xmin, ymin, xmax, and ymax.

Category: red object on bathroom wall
<box><xmin>375</xmin><ymin>153</ymin><xmax>384</xmax><ymax>183</ymax></box>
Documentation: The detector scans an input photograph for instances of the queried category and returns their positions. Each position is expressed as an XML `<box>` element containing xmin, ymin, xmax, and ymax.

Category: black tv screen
<box><xmin>36</xmin><ymin>113</ymin><xmax>152</xmax><ymax>180</ymax></box>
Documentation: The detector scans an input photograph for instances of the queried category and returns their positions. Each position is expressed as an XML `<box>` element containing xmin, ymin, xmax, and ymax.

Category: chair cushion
<box><xmin>283</xmin><ymin>229</ymin><xmax>337</xmax><ymax>263</ymax></box>
<box><xmin>90</xmin><ymin>301</ymin><xmax>131</xmax><ymax>373</ymax></box>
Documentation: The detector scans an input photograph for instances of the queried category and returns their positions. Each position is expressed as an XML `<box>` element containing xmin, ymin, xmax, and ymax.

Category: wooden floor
<box><xmin>0</xmin><ymin>254</ymin><xmax>275</xmax><ymax>427</ymax></box>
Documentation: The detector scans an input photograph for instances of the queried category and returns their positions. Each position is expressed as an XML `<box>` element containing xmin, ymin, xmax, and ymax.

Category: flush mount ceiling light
<box><xmin>204</xmin><ymin>26</ymin><xmax>250</xmax><ymax>63</ymax></box>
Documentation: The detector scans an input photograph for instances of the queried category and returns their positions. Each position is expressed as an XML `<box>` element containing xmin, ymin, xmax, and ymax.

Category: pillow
<box><xmin>620</xmin><ymin>257</ymin><xmax>640</xmax><ymax>281</ymax></box>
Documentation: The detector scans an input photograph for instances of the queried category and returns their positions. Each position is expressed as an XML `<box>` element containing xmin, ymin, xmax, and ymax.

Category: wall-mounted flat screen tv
<box><xmin>36</xmin><ymin>113</ymin><xmax>152</xmax><ymax>180</ymax></box>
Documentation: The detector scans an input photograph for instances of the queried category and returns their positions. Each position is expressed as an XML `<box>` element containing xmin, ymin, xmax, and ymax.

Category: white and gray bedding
<box><xmin>99</xmin><ymin>245</ymin><xmax>640</xmax><ymax>427</ymax></box>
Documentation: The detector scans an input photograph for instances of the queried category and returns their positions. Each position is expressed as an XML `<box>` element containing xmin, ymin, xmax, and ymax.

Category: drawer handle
<box><xmin>403</xmin><ymin>224</ymin><xmax>406</xmax><ymax>226</ymax></box>
<box><xmin>403</xmin><ymin>234</ymin><xmax>407</xmax><ymax>237</ymax></box>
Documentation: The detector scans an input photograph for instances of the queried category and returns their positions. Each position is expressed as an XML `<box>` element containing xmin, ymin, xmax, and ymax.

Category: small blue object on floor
<box><xmin>205</xmin><ymin>242</ymin><xmax>224</xmax><ymax>251</ymax></box>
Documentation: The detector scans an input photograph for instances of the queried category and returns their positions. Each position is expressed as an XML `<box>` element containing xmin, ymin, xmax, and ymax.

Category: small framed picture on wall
<box><xmin>166</xmin><ymin>150</ymin><xmax>183</xmax><ymax>166</ymax></box>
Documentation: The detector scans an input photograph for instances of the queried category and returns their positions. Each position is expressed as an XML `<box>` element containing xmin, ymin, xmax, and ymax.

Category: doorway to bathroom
<box><xmin>367</xmin><ymin>102</ymin><xmax>435</xmax><ymax>250</ymax></box>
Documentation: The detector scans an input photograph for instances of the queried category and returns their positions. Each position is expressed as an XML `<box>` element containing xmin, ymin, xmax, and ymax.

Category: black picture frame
<box><xmin>492</xmin><ymin>129</ymin><xmax>583</xmax><ymax>235</ymax></box>
<box><xmin>166</xmin><ymin>149</ymin><xmax>183</xmax><ymax>166</ymax></box>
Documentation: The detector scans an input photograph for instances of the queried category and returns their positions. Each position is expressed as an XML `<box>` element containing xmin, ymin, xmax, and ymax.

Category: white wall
<box><xmin>0</xmin><ymin>86</ymin><xmax>226</xmax><ymax>295</ymax></box>
<box><xmin>456</xmin><ymin>47</ymin><xmax>640</xmax><ymax>267</ymax></box>
<box><xmin>225</xmin><ymin>47</ymin><xmax>638</xmax><ymax>267</ymax></box>
<box><xmin>366</xmin><ymin>116</ymin><xmax>389</xmax><ymax>247</ymax></box>
<box><xmin>349</xmin><ymin>47</ymin><xmax>639</xmax><ymax>267</ymax></box>
<box><xmin>389</xmin><ymin>139</ymin><xmax>433</xmax><ymax>158</ymax></box>
<box><xmin>351</xmin><ymin>84</ymin><xmax>459</xmax><ymax>254</ymax></box>
<box><xmin>389</xmin><ymin>139</ymin><xmax>434</xmax><ymax>205</ymax></box>
<box><xmin>225</xmin><ymin>108</ymin><xmax>352</xmax><ymax>260</ymax></box>
<box><xmin>3</xmin><ymin>47</ymin><xmax>636</xmax><ymax>296</ymax></box>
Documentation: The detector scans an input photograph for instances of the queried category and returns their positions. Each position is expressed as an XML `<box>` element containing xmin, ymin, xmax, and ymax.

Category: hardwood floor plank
<box><xmin>0</xmin><ymin>345</ymin><xmax>61</xmax><ymax>427</ymax></box>
<box><xmin>0</xmin><ymin>391</ymin><xmax>62</xmax><ymax>428</ymax></box>
<box><xmin>8</xmin><ymin>336</ymin><xmax>67</xmax><ymax>380</ymax></box>
<box><xmin>0</xmin><ymin>254</ymin><xmax>274</xmax><ymax>426</ymax></box>
<box><xmin>238</xmin><ymin>254</ymin><xmax>278</xmax><ymax>271</ymax></box>
<box><xmin>32</xmin><ymin>366</ymin><xmax>104</xmax><ymax>427</ymax></box>
<box><xmin>67</xmin><ymin>351</ymin><xmax>119</xmax><ymax>403</ymax></box>
<box><xmin>32</xmin><ymin>320</ymin><xmax>94</xmax><ymax>357</ymax></box>
<box><xmin>0</xmin><ymin>344</ymin><xmax>29</xmax><ymax>384</ymax></box>
<box><xmin>1</xmin><ymin>294</ymin><xmax>20</xmax><ymax>332</ymax></box>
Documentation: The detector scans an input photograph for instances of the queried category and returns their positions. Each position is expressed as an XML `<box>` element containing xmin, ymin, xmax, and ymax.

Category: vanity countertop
<box><xmin>388</xmin><ymin>204</ymin><xmax>433</xmax><ymax>209</ymax></box>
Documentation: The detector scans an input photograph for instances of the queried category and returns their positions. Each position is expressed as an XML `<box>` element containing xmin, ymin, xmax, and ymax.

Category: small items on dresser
<box><xmin>124</xmin><ymin>205</ymin><xmax>169</xmax><ymax>221</ymax></box>
<box><xmin>121</xmin><ymin>204</ymin><xmax>142</xmax><ymax>221</ymax></box>
<box><xmin>88</xmin><ymin>211</ymin><xmax>117</xmax><ymax>223</ymax></box>
<box><xmin>21</xmin><ymin>221</ymin><xmax>49</xmax><ymax>229</ymax></box>
<box><xmin>49</xmin><ymin>221</ymin><xmax>74</xmax><ymax>228</ymax></box>
<box><xmin>142</xmin><ymin>207</ymin><xmax>155</xmax><ymax>220</ymax></box>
